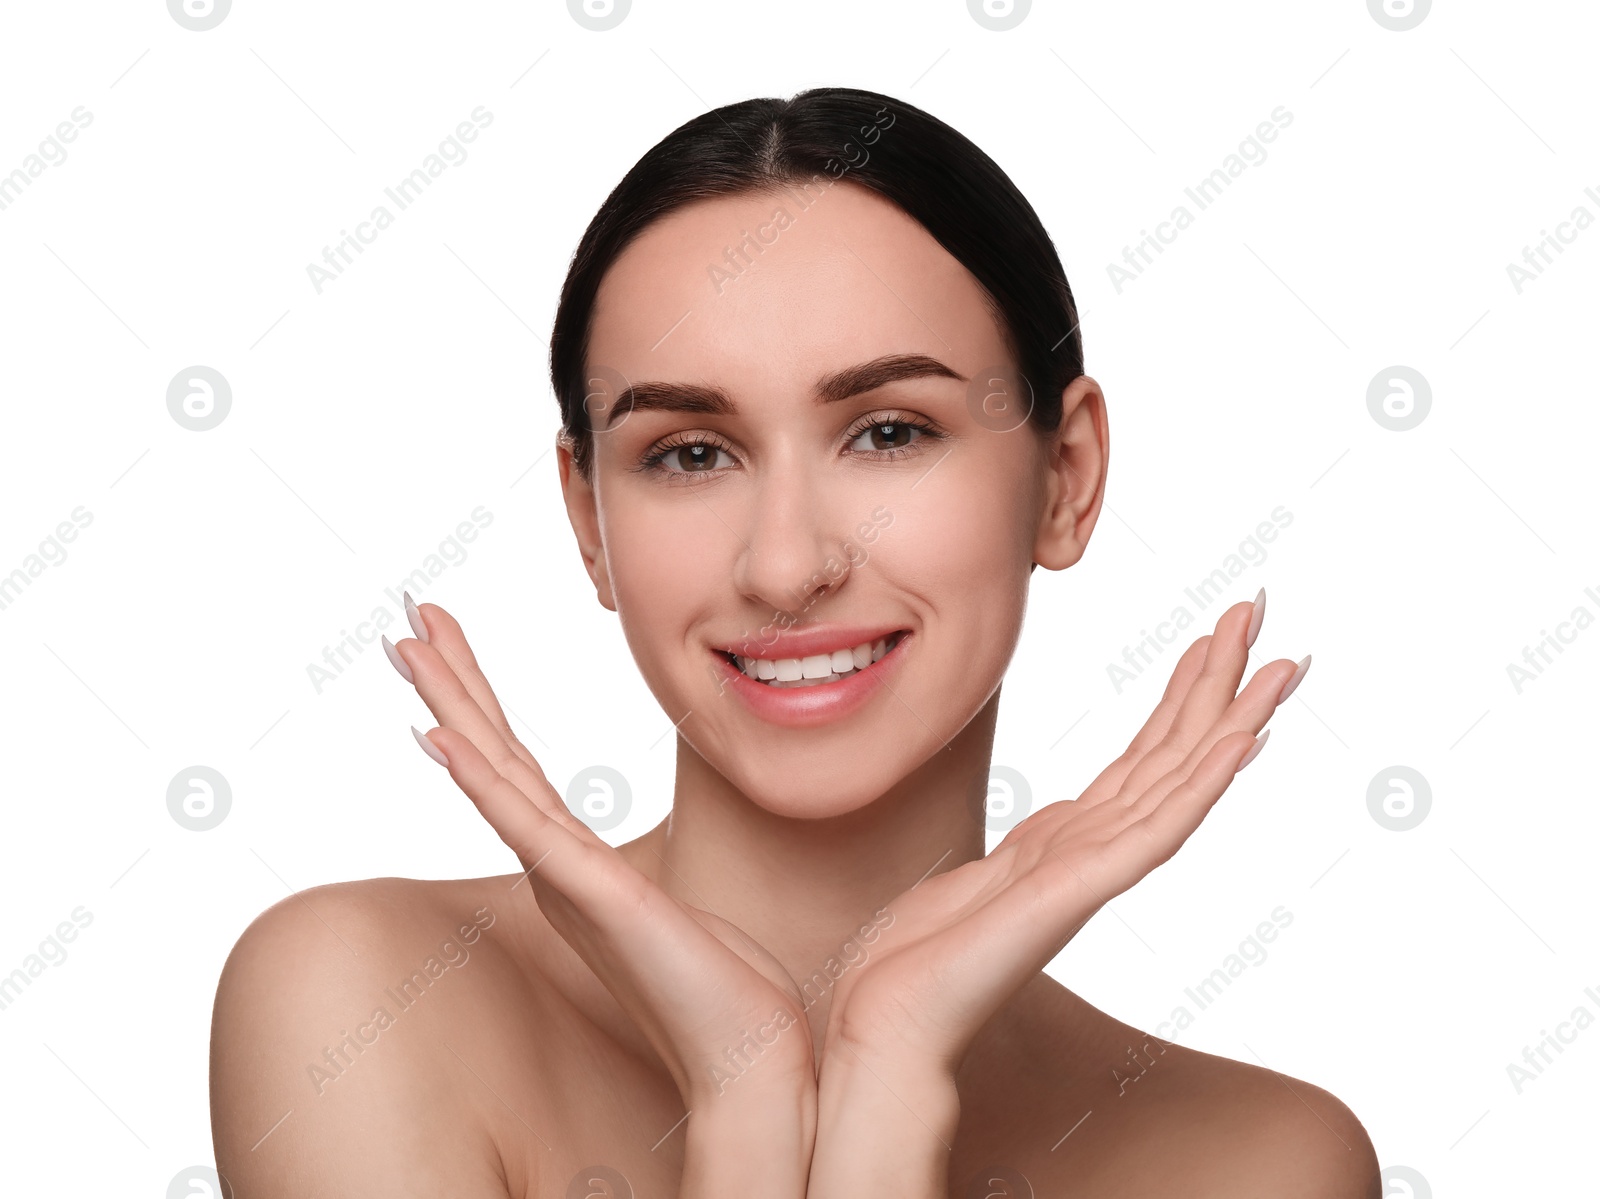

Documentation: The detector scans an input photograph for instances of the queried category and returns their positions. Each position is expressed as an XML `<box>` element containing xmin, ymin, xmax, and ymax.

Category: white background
<box><xmin>1</xmin><ymin>0</ymin><xmax>1595</xmax><ymax>1194</ymax></box>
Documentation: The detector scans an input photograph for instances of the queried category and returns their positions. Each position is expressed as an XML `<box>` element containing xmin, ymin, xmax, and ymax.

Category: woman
<box><xmin>210</xmin><ymin>86</ymin><xmax>1377</xmax><ymax>1197</ymax></box>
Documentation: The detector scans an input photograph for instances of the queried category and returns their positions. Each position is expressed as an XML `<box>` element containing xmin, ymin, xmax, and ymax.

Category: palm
<box><xmin>393</xmin><ymin>602</ymin><xmax>813</xmax><ymax>1103</ymax></box>
<box><xmin>825</xmin><ymin>598</ymin><xmax>1298</xmax><ymax>1074</ymax></box>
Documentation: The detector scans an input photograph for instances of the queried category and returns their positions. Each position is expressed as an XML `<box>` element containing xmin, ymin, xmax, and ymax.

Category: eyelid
<box><xmin>637</xmin><ymin>409</ymin><xmax>943</xmax><ymax>479</ymax></box>
<box><xmin>844</xmin><ymin>407</ymin><xmax>933</xmax><ymax>437</ymax></box>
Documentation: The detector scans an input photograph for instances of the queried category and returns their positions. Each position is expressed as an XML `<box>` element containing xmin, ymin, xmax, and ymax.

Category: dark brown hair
<box><xmin>548</xmin><ymin>86</ymin><xmax>1082</xmax><ymax>481</ymax></box>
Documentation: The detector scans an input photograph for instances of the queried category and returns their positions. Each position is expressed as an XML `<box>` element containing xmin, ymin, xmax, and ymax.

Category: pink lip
<box><xmin>712</xmin><ymin>630</ymin><xmax>912</xmax><ymax>728</ymax></box>
<box><xmin>717</xmin><ymin>623</ymin><xmax>909</xmax><ymax>662</ymax></box>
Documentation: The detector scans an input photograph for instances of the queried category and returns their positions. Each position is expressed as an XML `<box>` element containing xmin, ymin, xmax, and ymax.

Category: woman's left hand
<box><xmin>806</xmin><ymin>596</ymin><xmax>1304</xmax><ymax>1193</ymax></box>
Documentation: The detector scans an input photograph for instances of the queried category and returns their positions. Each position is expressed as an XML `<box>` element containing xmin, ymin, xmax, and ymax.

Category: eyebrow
<box><xmin>596</xmin><ymin>353</ymin><xmax>967</xmax><ymax>430</ymax></box>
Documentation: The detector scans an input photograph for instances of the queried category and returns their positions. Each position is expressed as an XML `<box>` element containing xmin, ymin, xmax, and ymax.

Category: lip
<box><xmin>712</xmin><ymin>630</ymin><xmax>912</xmax><ymax>728</ymax></box>
<box><xmin>716</xmin><ymin>623</ymin><xmax>909</xmax><ymax>662</ymax></box>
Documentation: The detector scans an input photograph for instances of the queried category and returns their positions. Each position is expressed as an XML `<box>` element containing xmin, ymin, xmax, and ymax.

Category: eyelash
<box><xmin>634</xmin><ymin>411</ymin><xmax>945</xmax><ymax>482</ymax></box>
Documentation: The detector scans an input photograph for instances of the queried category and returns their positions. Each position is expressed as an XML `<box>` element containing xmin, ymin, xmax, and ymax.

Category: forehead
<box><xmin>586</xmin><ymin>181</ymin><xmax>1009</xmax><ymax>393</ymax></box>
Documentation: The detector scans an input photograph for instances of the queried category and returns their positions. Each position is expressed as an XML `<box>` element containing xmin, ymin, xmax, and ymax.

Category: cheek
<box><xmin>880</xmin><ymin>476</ymin><xmax>1034</xmax><ymax>654</ymax></box>
<box><xmin>604</xmin><ymin>505</ymin><xmax>724</xmax><ymax>664</ymax></box>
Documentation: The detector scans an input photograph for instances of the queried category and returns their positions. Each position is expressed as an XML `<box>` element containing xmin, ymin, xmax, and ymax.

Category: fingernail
<box><xmin>1276</xmin><ymin>654</ymin><xmax>1312</xmax><ymax>704</ymax></box>
<box><xmin>1237</xmin><ymin>727</ymin><xmax>1270</xmax><ymax>771</ymax></box>
<box><xmin>412</xmin><ymin>725</ymin><xmax>448</xmax><ymax>767</ymax></box>
<box><xmin>382</xmin><ymin>635</ymin><xmax>414</xmax><ymax>684</ymax></box>
<box><xmin>404</xmin><ymin>590</ymin><xmax>430</xmax><ymax>643</ymax></box>
<box><xmin>1245</xmin><ymin>587</ymin><xmax>1266</xmax><ymax>649</ymax></box>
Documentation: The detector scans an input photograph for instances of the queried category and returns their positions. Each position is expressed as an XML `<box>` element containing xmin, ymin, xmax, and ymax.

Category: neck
<box><xmin>617</xmin><ymin>690</ymin><xmax>1000</xmax><ymax>1035</ymax></box>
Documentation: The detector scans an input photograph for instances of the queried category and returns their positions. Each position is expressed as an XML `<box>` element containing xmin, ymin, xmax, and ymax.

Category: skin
<box><xmin>210</xmin><ymin>181</ymin><xmax>1381</xmax><ymax>1197</ymax></box>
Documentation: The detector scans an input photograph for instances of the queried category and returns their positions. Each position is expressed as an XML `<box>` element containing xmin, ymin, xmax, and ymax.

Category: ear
<box><xmin>556</xmin><ymin>430</ymin><xmax>618</xmax><ymax>612</ymax></box>
<box><xmin>1033</xmin><ymin>374</ymin><xmax>1109</xmax><ymax>571</ymax></box>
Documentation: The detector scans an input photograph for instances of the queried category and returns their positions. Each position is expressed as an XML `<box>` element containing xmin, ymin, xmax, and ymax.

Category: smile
<box><xmin>717</xmin><ymin>630</ymin><xmax>909</xmax><ymax>688</ymax></box>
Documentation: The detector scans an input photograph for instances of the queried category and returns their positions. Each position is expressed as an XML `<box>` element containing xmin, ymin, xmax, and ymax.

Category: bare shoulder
<box><xmin>963</xmin><ymin>979</ymin><xmax>1380</xmax><ymax>1198</ymax></box>
<box><xmin>1125</xmin><ymin>1038</ymin><xmax>1382</xmax><ymax>1199</ymax></box>
<box><xmin>210</xmin><ymin>875</ymin><xmax>523</xmax><ymax>1198</ymax></box>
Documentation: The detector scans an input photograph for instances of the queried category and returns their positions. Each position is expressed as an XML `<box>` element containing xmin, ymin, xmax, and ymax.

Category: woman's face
<box><xmin>567</xmin><ymin>180</ymin><xmax>1098</xmax><ymax>820</ymax></box>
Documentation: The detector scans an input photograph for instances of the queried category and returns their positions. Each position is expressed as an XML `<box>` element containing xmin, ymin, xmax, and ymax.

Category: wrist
<box><xmin>681</xmin><ymin>1078</ymin><xmax>816</xmax><ymax>1199</ymax></box>
<box><xmin>808</xmin><ymin>1045</ymin><xmax>960</xmax><ymax>1197</ymax></box>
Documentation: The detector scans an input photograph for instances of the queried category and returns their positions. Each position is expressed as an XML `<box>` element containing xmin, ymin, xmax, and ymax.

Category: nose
<box><xmin>730</xmin><ymin>461</ymin><xmax>852</xmax><ymax>618</ymax></box>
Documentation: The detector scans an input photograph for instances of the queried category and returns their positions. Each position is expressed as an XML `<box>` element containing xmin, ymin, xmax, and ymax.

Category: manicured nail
<box><xmin>1245</xmin><ymin>587</ymin><xmax>1266</xmax><ymax>649</ymax></box>
<box><xmin>382</xmin><ymin>635</ymin><xmax>414</xmax><ymax>684</ymax></box>
<box><xmin>404</xmin><ymin>590</ymin><xmax>430</xmax><ymax>643</ymax></box>
<box><xmin>1237</xmin><ymin>727</ymin><xmax>1270</xmax><ymax>771</ymax></box>
<box><xmin>412</xmin><ymin>725</ymin><xmax>448</xmax><ymax>767</ymax></box>
<box><xmin>1277</xmin><ymin>654</ymin><xmax>1312</xmax><ymax>704</ymax></box>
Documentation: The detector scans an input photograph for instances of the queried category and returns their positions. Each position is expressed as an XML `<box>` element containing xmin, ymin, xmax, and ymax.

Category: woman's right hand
<box><xmin>389</xmin><ymin>599</ymin><xmax>815</xmax><ymax>1195</ymax></box>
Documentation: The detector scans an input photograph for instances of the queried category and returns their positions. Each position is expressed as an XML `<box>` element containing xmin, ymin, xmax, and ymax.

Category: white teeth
<box><xmin>730</xmin><ymin>632</ymin><xmax>903</xmax><ymax>686</ymax></box>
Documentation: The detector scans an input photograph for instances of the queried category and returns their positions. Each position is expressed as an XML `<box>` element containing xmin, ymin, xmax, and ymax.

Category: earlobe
<box><xmin>1032</xmin><ymin>375</ymin><xmax>1109</xmax><ymax>572</ymax></box>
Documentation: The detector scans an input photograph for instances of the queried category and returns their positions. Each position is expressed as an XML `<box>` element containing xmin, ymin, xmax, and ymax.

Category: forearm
<box><xmin>679</xmin><ymin>1077</ymin><xmax>817</xmax><ymax>1199</ymax></box>
<box><xmin>806</xmin><ymin>1046</ymin><xmax>960</xmax><ymax>1199</ymax></box>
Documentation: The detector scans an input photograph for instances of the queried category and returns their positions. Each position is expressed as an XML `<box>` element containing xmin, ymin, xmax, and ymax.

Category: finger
<box><xmin>404</xmin><ymin>634</ymin><xmax>589</xmax><ymax>836</ymax></box>
<box><xmin>1123</xmin><ymin>650</ymin><xmax>1302</xmax><ymax>818</ymax></box>
<box><xmin>421</xmin><ymin>724</ymin><xmax>609</xmax><ymax>894</ymax></box>
<box><xmin>1116</xmin><ymin>599</ymin><xmax>1258</xmax><ymax>797</ymax></box>
<box><xmin>402</xmin><ymin>601</ymin><xmax>539</xmax><ymax>773</ymax></box>
<box><xmin>1119</xmin><ymin>730</ymin><xmax>1261</xmax><ymax>878</ymax></box>
<box><xmin>1074</xmin><ymin>634</ymin><xmax>1214</xmax><ymax>809</ymax></box>
<box><xmin>1167</xmin><ymin>654</ymin><xmax>1298</xmax><ymax>780</ymax></box>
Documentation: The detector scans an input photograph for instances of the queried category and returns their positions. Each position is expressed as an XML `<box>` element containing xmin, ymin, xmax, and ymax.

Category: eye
<box><xmin>845</xmin><ymin>411</ymin><xmax>942</xmax><ymax>458</ymax></box>
<box><xmin>638</xmin><ymin>437</ymin><xmax>737</xmax><ymax>477</ymax></box>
